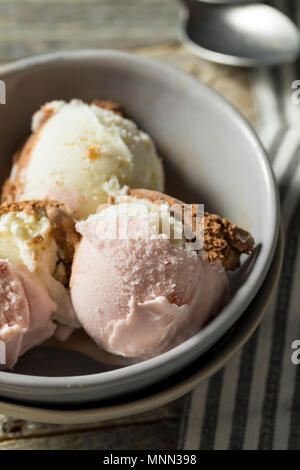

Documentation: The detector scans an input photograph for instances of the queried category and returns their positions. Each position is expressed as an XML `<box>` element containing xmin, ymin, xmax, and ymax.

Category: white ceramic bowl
<box><xmin>0</xmin><ymin>50</ymin><xmax>280</xmax><ymax>404</ymax></box>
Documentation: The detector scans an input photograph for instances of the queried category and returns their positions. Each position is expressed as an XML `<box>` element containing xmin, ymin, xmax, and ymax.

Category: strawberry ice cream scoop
<box><xmin>0</xmin><ymin>261</ymin><xmax>56</xmax><ymax>368</ymax></box>
<box><xmin>0</xmin><ymin>201</ymin><xmax>80</xmax><ymax>368</ymax></box>
<box><xmin>70</xmin><ymin>191</ymin><xmax>254</xmax><ymax>359</ymax></box>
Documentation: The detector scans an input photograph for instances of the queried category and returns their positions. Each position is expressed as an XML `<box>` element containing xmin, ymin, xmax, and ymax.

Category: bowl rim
<box><xmin>0</xmin><ymin>49</ymin><xmax>280</xmax><ymax>392</ymax></box>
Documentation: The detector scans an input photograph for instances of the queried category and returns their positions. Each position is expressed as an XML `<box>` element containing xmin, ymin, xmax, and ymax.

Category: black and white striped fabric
<box><xmin>178</xmin><ymin>0</ymin><xmax>300</xmax><ymax>450</ymax></box>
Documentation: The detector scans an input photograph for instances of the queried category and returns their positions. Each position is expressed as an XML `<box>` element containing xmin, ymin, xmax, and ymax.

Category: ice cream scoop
<box><xmin>0</xmin><ymin>201</ymin><xmax>80</xmax><ymax>368</ymax></box>
<box><xmin>70</xmin><ymin>190</ymin><xmax>254</xmax><ymax>360</ymax></box>
<box><xmin>2</xmin><ymin>100</ymin><xmax>164</xmax><ymax>219</ymax></box>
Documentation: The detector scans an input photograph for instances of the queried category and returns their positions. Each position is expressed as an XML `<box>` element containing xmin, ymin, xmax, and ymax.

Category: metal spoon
<box><xmin>181</xmin><ymin>0</ymin><xmax>300</xmax><ymax>67</ymax></box>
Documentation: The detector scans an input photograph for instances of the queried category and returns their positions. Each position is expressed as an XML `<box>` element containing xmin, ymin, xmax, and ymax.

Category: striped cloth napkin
<box><xmin>178</xmin><ymin>0</ymin><xmax>300</xmax><ymax>451</ymax></box>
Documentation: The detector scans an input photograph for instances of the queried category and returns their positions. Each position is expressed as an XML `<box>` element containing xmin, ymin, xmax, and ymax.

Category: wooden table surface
<box><xmin>0</xmin><ymin>0</ymin><xmax>256</xmax><ymax>450</ymax></box>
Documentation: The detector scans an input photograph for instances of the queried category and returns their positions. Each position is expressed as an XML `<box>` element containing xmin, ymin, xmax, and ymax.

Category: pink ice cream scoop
<box><xmin>0</xmin><ymin>261</ymin><xmax>56</xmax><ymax>368</ymax></box>
<box><xmin>0</xmin><ymin>201</ymin><xmax>80</xmax><ymax>369</ymax></box>
<box><xmin>71</xmin><ymin>190</ymin><xmax>254</xmax><ymax>360</ymax></box>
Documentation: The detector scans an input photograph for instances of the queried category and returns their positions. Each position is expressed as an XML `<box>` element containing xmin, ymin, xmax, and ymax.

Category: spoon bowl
<box><xmin>182</xmin><ymin>1</ymin><xmax>300</xmax><ymax>67</ymax></box>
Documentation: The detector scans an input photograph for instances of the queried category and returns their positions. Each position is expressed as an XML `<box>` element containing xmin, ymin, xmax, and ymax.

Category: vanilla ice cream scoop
<box><xmin>2</xmin><ymin>100</ymin><xmax>164</xmax><ymax>219</ymax></box>
<box><xmin>70</xmin><ymin>190</ymin><xmax>254</xmax><ymax>360</ymax></box>
<box><xmin>0</xmin><ymin>201</ymin><xmax>80</xmax><ymax>368</ymax></box>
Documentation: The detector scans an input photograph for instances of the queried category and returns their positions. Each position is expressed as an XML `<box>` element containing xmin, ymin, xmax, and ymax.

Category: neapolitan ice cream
<box><xmin>0</xmin><ymin>201</ymin><xmax>80</xmax><ymax>368</ymax></box>
<box><xmin>70</xmin><ymin>190</ymin><xmax>254</xmax><ymax>359</ymax></box>
<box><xmin>2</xmin><ymin>100</ymin><xmax>164</xmax><ymax>219</ymax></box>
